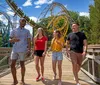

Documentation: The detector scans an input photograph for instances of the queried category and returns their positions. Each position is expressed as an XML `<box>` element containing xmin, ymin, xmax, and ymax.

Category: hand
<box><xmin>46</xmin><ymin>52</ymin><xmax>50</xmax><ymax>57</ymax></box>
<box><xmin>32</xmin><ymin>52</ymin><xmax>34</xmax><ymax>57</ymax></box>
<box><xmin>56</xmin><ymin>40</ymin><xmax>60</xmax><ymax>44</ymax></box>
<box><xmin>26</xmin><ymin>50</ymin><xmax>31</xmax><ymax>57</ymax></box>
<box><xmin>66</xmin><ymin>50</ymin><xmax>70</xmax><ymax>58</ymax></box>
<box><xmin>82</xmin><ymin>51</ymin><xmax>86</xmax><ymax>59</ymax></box>
<box><xmin>13</xmin><ymin>38</ymin><xmax>20</xmax><ymax>42</ymax></box>
<box><xmin>42</xmin><ymin>52</ymin><xmax>46</xmax><ymax>57</ymax></box>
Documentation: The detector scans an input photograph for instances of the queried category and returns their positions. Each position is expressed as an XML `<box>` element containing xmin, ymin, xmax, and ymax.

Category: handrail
<box><xmin>0</xmin><ymin>48</ymin><xmax>34</xmax><ymax>77</ymax></box>
<box><xmin>81</xmin><ymin>45</ymin><xmax>100</xmax><ymax>84</ymax></box>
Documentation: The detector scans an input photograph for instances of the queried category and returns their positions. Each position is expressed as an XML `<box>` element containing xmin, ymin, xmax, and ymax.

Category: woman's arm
<box><xmin>32</xmin><ymin>37</ymin><xmax>36</xmax><ymax>53</ymax></box>
<box><xmin>44</xmin><ymin>41</ymin><xmax>47</xmax><ymax>53</ymax></box>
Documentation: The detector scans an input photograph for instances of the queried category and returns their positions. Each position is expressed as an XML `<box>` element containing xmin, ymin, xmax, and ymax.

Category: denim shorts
<box><xmin>52</xmin><ymin>51</ymin><xmax>63</xmax><ymax>60</ymax></box>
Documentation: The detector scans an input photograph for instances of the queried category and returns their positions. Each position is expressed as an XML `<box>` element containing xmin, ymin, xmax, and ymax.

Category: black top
<box><xmin>67</xmin><ymin>32</ymin><xmax>87</xmax><ymax>53</ymax></box>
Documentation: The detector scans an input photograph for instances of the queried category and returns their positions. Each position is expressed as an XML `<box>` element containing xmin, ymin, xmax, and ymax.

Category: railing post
<box><xmin>81</xmin><ymin>45</ymin><xmax>100</xmax><ymax>84</ymax></box>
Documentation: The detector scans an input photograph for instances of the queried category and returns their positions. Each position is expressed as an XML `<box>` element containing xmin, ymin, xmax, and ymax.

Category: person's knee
<box><xmin>35</xmin><ymin>62</ymin><xmax>39</xmax><ymax>67</ymax></box>
<box><xmin>11</xmin><ymin>61</ymin><xmax>16</xmax><ymax>68</ymax></box>
<box><xmin>58</xmin><ymin>64</ymin><xmax>62</xmax><ymax>70</ymax></box>
<box><xmin>20</xmin><ymin>64</ymin><xmax>25</xmax><ymax>68</ymax></box>
<box><xmin>11</xmin><ymin>63</ymin><xmax>15</xmax><ymax>68</ymax></box>
<box><xmin>41</xmin><ymin>63</ymin><xmax>44</xmax><ymax>68</ymax></box>
<box><xmin>20</xmin><ymin>61</ymin><xmax>25</xmax><ymax>68</ymax></box>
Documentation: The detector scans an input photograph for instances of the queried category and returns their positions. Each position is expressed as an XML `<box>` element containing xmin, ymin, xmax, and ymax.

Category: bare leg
<box><xmin>20</xmin><ymin>61</ymin><xmax>25</xmax><ymax>83</ymax></box>
<box><xmin>35</xmin><ymin>56</ymin><xmax>40</xmax><ymax>76</ymax></box>
<box><xmin>11</xmin><ymin>60</ymin><xmax>18</xmax><ymax>84</ymax></box>
<box><xmin>72</xmin><ymin>62</ymin><xmax>79</xmax><ymax>84</ymax></box>
<box><xmin>52</xmin><ymin>60</ymin><xmax>57</xmax><ymax>79</ymax></box>
<box><xmin>58</xmin><ymin>60</ymin><xmax>62</xmax><ymax>81</ymax></box>
<box><xmin>40</xmin><ymin>56</ymin><xmax>45</xmax><ymax>78</ymax></box>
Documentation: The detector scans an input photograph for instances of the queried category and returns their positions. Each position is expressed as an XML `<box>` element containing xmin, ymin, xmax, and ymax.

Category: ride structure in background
<box><xmin>6</xmin><ymin>0</ymin><xmax>38</xmax><ymax>28</ymax></box>
<box><xmin>6</xmin><ymin>0</ymin><xmax>74</xmax><ymax>37</ymax></box>
<box><xmin>37</xmin><ymin>2</ymin><xmax>74</xmax><ymax>37</ymax></box>
<box><xmin>0</xmin><ymin>11</ymin><xmax>12</xmax><ymax>47</ymax></box>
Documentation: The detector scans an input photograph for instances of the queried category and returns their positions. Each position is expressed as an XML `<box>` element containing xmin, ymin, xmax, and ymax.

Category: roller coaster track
<box><xmin>6</xmin><ymin>0</ymin><xmax>74</xmax><ymax>37</ymax></box>
<box><xmin>0</xmin><ymin>11</ymin><xmax>12</xmax><ymax>47</ymax></box>
<box><xmin>6</xmin><ymin>0</ymin><xmax>38</xmax><ymax>28</ymax></box>
<box><xmin>37</xmin><ymin>2</ymin><xmax>74</xmax><ymax>25</ymax></box>
<box><xmin>37</xmin><ymin>2</ymin><xmax>74</xmax><ymax>37</ymax></box>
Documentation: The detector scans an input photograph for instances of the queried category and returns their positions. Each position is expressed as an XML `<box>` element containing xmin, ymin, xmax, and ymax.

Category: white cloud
<box><xmin>79</xmin><ymin>12</ymin><xmax>89</xmax><ymax>17</ymax></box>
<box><xmin>0</xmin><ymin>15</ymin><xmax>8</xmax><ymax>25</ymax></box>
<box><xmin>7</xmin><ymin>11</ymin><xmax>14</xmax><ymax>16</ymax></box>
<box><xmin>19</xmin><ymin>7</ymin><xmax>23</xmax><ymax>10</ymax></box>
<box><xmin>35</xmin><ymin>5</ymin><xmax>41</xmax><ymax>8</ymax></box>
<box><xmin>64</xmin><ymin>4</ymin><xmax>67</xmax><ymax>8</ymax></box>
<box><xmin>34</xmin><ymin>0</ymin><xmax>54</xmax><ymax>5</ymax></box>
<box><xmin>25</xmin><ymin>25</ymin><xmax>33</xmax><ymax>35</ymax></box>
<box><xmin>29</xmin><ymin>16</ymin><xmax>38</xmax><ymax>22</ymax></box>
<box><xmin>7</xmin><ymin>7</ymin><xmax>12</xmax><ymax>11</ymax></box>
<box><xmin>47</xmin><ymin>0</ymin><xmax>54</xmax><ymax>4</ymax></box>
<box><xmin>23</xmin><ymin>0</ymin><xmax>32</xmax><ymax>7</ymax></box>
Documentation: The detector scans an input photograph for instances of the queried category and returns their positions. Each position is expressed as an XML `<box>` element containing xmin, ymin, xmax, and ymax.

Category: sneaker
<box><xmin>41</xmin><ymin>77</ymin><xmax>45</xmax><ymax>81</ymax></box>
<box><xmin>76</xmin><ymin>83</ymin><xmax>81</xmax><ymax>85</ymax></box>
<box><xmin>36</xmin><ymin>74</ymin><xmax>41</xmax><ymax>81</ymax></box>
<box><xmin>53</xmin><ymin>75</ymin><xmax>56</xmax><ymax>80</ymax></box>
<box><xmin>58</xmin><ymin>80</ymin><xmax>62</xmax><ymax>85</ymax></box>
<box><xmin>74</xmin><ymin>77</ymin><xmax>75</xmax><ymax>80</ymax></box>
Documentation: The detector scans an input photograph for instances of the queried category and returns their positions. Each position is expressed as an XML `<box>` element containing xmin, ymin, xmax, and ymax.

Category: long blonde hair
<box><xmin>35</xmin><ymin>27</ymin><xmax>45</xmax><ymax>39</ymax></box>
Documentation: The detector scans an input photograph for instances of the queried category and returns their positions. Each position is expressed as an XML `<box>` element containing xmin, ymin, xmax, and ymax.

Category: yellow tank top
<box><xmin>51</xmin><ymin>37</ymin><xmax>64</xmax><ymax>52</ymax></box>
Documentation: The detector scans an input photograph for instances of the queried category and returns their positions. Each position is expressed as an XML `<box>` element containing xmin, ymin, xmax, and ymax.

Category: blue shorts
<box><xmin>52</xmin><ymin>51</ymin><xmax>63</xmax><ymax>60</ymax></box>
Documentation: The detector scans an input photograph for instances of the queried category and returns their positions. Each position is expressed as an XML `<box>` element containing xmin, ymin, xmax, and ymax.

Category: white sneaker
<box><xmin>74</xmin><ymin>77</ymin><xmax>75</xmax><ymax>80</ymax></box>
<box><xmin>76</xmin><ymin>83</ymin><xmax>81</xmax><ymax>85</ymax></box>
<box><xmin>58</xmin><ymin>80</ymin><xmax>62</xmax><ymax>85</ymax></box>
<box><xmin>53</xmin><ymin>75</ymin><xmax>56</xmax><ymax>80</ymax></box>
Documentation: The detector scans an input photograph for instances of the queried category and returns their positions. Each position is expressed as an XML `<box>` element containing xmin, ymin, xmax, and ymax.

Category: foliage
<box><xmin>89</xmin><ymin>0</ymin><xmax>100</xmax><ymax>44</ymax></box>
<box><xmin>36</xmin><ymin>10</ymin><xmax>92</xmax><ymax>45</ymax></box>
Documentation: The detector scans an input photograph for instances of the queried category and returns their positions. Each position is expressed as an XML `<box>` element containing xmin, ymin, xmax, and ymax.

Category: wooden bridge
<box><xmin>0</xmin><ymin>47</ymin><xmax>97</xmax><ymax>85</ymax></box>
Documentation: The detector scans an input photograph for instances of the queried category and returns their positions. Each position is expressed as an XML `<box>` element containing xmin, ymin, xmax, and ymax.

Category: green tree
<box><xmin>89</xmin><ymin>0</ymin><xmax>100</xmax><ymax>44</ymax></box>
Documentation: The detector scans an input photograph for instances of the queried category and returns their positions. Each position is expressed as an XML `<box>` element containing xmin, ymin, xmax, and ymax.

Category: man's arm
<box><xmin>27</xmin><ymin>30</ymin><xmax>31</xmax><ymax>51</ymax></box>
<box><xmin>82</xmin><ymin>39</ymin><xmax>88</xmax><ymax>57</ymax></box>
<box><xmin>83</xmin><ymin>39</ymin><xmax>88</xmax><ymax>52</ymax></box>
<box><xmin>27</xmin><ymin>38</ymin><xmax>31</xmax><ymax>51</ymax></box>
<box><xmin>66</xmin><ymin>40</ymin><xmax>70</xmax><ymax>51</ymax></box>
<box><xmin>9</xmin><ymin>37</ymin><xmax>20</xmax><ymax>43</ymax></box>
<box><xmin>66</xmin><ymin>40</ymin><xmax>70</xmax><ymax>58</ymax></box>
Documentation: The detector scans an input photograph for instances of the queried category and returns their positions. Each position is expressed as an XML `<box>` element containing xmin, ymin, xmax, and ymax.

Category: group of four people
<box><xmin>9</xmin><ymin>18</ymin><xmax>87</xmax><ymax>85</ymax></box>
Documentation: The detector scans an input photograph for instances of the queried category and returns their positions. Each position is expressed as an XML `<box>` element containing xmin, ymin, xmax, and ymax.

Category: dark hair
<box><xmin>19</xmin><ymin>18</ymin><xmax>26</xmax><ymax>22</ymax></box>
<box><xmin>72</xmin><ymin>22</ymin><xmax>79</xmax><ymax>26</ymax></box>
<box><xmin>55</xmin><ymin>30</ymin><xmax>61</xmax><ymax>38</ymax></box>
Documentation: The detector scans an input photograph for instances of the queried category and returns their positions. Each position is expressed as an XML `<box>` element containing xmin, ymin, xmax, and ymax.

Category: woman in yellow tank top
<box><xmin>51</xmin><ymin>30</ymin><xmax>64</xmax><ymax>85</ymax></box>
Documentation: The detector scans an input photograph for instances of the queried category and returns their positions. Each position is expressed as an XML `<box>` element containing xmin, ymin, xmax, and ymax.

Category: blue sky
<box><xmin>0</xmin><ymin>0</ymin><xmax>94</xmax><ymax>34</ymax></box>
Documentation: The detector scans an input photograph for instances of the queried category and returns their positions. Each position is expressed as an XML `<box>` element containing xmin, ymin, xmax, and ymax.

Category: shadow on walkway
<box><xmin>41</xmin><ymin>78</ymin><xmax>75</xmax><ymax>85</ymax></box>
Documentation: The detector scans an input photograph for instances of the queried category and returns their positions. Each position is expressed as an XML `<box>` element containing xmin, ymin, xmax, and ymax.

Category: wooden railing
<box><xmin>0</xmin><ymin>48</ymin><xmax>33</xmax><ymax>77</ymax></box>
<box><xmin>81</xmin><ymin>45</ymin><xmax>100</xmax><ymax>84</ymax></box>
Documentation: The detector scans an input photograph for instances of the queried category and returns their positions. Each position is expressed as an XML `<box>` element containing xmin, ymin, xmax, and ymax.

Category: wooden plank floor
<box><xmin>0</xmin><ymin>53</ymin><xmax>96</xmax><ymax>85</ymax></box>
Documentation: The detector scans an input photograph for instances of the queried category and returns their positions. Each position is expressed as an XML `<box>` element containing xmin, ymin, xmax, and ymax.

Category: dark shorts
<box><xmin>34</xmin><ymin>50</ymin><xmax>44</xmax><ymax>57</ymax></box>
